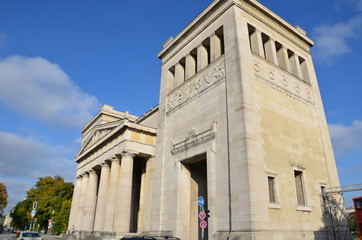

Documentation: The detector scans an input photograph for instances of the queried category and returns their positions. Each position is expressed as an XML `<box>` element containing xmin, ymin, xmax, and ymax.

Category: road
<box><xmin>0</xmin><ymin>232</ymin><xmax>15</xmax><ymax>240</ymax></box>
<box><xmin>0</xmin><ymin>232</ymin><xmax>62</xmax><ymax>240</ymax></box>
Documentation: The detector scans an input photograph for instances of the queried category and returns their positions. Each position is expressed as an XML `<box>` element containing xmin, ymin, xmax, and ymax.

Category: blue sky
<box><xmin>0</xmin><ymin>0</ymin><xmax>361</xmax><ymax>213</ymax></box>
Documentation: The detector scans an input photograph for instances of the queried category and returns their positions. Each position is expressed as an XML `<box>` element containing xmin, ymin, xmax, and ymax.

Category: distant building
<box><xmin>2</xmin><ymin>213</ymin><xmax>12</xmax><ymax>231</ymax></box>
<box><xmin>67</xmin><ymin>0</ymin><xmax>344</xmax><ymax>239</ymax></box>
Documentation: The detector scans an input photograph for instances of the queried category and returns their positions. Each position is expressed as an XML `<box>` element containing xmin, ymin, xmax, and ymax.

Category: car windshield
<box><xmin>22</xmin><ymin>232</ymin><xmax>40</xmax><ymax>237</ymax></box>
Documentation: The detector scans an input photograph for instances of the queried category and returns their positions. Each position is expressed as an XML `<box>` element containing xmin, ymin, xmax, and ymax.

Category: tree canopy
<box><xmin>10</xmin><ymin>176</ymin><xmax>73</xmax><ymax>234</ymax></box>
<box><xmin>0</xmin><ymin>183</ymin><xmax>8</xmax><ymax>214</ymax></box>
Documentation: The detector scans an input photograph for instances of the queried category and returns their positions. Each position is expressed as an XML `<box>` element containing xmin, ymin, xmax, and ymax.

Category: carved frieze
<box><xmin>167</xmin><ymin>57</ymin><xmax>225</xmax><ymax>113</ymax></box>
<box><xmin>252</xmin><ymin>59</ymin><xmax>314</xmax><ymax>106</ymax></box>
<box><xmin>171</xmin><ymin>122</ymin><xmax>217</xmax><ymax>155</ymax></box>
<box><xmin>84</xmin><ymin>128</ymin><xmax>112</xmax><ymax>150</ymax></box>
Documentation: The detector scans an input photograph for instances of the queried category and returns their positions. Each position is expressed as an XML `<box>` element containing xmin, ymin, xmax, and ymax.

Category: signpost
<box><xmin>30</xmin><ymin>209</ymin><xmax>36</xmax><ymax>218</ymax></box>
<box><xmin>200</xmin><ymin>220</ymin><xmax>207</xmax><ymax>229</ymax></box>
<box><xmin>198</xmin><ymin>196</ymin><xmax>205</xmax><ymax>207</ymax></box>
<box><xmin>198</xmin><ymin>196</ymin><xmax>208</xmax><ymax>240</ymax></box>
<box><xmin>199</xmin><ymin>211</ymin><xmax>206</xmax><ymax>220</ymax></box>
<box><xmin>29</xmin><ymin>202</ymin><xmax>37</xmax><ymax>231</ymax></box>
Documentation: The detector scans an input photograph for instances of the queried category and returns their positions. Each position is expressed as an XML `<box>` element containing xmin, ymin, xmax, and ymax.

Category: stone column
<box><xmin>93</xmin><ymin>163</ymin><xmax>111</xmax><ymax>231</ymax></box>
<box><xmin>197</xmin><ymin>44</ymin><xmax>208</xmax><ymax>71</ymax></box>
<box><xmin>277</xmin><ymin>46</ymin><xmax>291</xmax><ymax>72</ymax></box>
<box><xmin>75</xmin><ymin>172</ymin><xmax>89</xmax><ymax>230</ymax></box>
<box><xmin>113</xmin><ymin>152</ymin><xmax>135</xmax><ymax>233</ymax></box>
<box><xmin>250</xmin><ymin>29</ymin><xmax>265</xmax><ymax>58</ymax></box>
<box><xmin>289</xmin><ymin>54</ymin><xmax>303</xmax><ymax>78</ymax></box>
<box><xmin>82</xmin><ymin>169</ymin><xmax>98</xmax><ymax>231</ymax></box>
<box><xmin>174</xmin><ymin>63</ymin><xmax>185</xmax><ymax>87</ymax></box>
<box><xmin>103</xmin><ymin>157</ymin><xmax>121</xmax><ymax>232</ymax></box>
<box><xmin>210</xmin><ymin>33</ymin><xmax>222</xmax><ymax>62</ymax></box>
<box><xmin>264</xmin><ymin>38</ymin><xmax>279</xmax><ymax>65</ymax></box>
<box><xmin>185</xmin><ymin>54</ymin><xmax>196</xmax><ymax>80</ymax></box>
<box><xmin>67</xmin><ymin>176</ymin><xmax>82</xmax><ymax>231</ymax></box>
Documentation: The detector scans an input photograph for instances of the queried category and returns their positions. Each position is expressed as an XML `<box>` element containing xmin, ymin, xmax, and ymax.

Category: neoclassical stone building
<box><xmin>68</xmin><ymin>0</ymin><xmax>343</xmax><ymax>239</ymax></box>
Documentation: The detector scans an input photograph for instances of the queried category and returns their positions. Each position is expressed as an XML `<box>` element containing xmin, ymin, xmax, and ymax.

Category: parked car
<box><xmin>14</xmin><ymin>231</ymin><xmax>43</xmax><ymax>240</ymax></box>
<box><xmin>120</xmin><ymin>237</ymin><xmax>156</xmax><ymax>240</ymax></box>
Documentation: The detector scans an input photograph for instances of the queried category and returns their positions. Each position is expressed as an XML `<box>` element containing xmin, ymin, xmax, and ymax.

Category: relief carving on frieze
<box><xmin>86</xmin><ymin>128</ymin><xmax>111</xmax><ymax>150</ymax></box>
<box><xmin>167</xmin><ymin>57</ymin><xmax>225</xmax><ymax>113</ymax></box>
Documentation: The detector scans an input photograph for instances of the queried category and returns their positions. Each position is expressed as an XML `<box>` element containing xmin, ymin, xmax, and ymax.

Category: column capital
<box><xmin>197</xmin><ymin>43</ymin><xmax>206</xmax><ymax>49</ymax></box>
<box><xmin>101</xmin><ymin>162</ymin><xmax>110</xmax><ymax>168</ymax></box>
<box><xmin>120</xmin><ymin>151</ymin><xmax>138</xmax><ymax>158</ymax></box>
<box><xmin>110</xmin><ymin>156</ymin><xmax>120</xmax><ymax>163</ymax></box>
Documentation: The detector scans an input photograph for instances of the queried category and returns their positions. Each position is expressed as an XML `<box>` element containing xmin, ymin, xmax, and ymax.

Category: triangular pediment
<box><xmin>75</xmin><ymin>121</ymin><xmax>121</xmax><ymax>159</ymax></box>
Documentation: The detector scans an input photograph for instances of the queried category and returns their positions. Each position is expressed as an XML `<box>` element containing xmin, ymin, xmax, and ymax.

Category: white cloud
<box><xmin>0</xmin><ymin>131</ymin><xmax>76</xmax><ymax>179</ymax></box>
<box><xmin>329</xmin><ymin>120</ymin><xmax>362</xmax><ymax>154</ymax></box>
<box><xmin>312</xmin><ymin>16</ymin><xmax>362</xmax><ymax>64</ymax></box>
<box><xmin>0</xmin><ymin>131</ymin><xmax>77</xmax><ymax>213</ymax></box>
<box><xmin>0</xmin><ymin>178</ymin><xmax>34</xmax><ymax>214</ymax></box>
<box><xmin>0</xmin><ymin>56</ymin><xmax>101</xmax><ymax>129</ymax></box>
<box><xmin>349</xmin><ymin>0</ymin><xmax>362</xmax><ymax>11</ymax></box>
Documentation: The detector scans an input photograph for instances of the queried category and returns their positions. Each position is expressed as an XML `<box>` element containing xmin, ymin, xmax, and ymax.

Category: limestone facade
<box><xmin>68</xmin><ymin>1</ymin><xmax>343</xmax><ymax>239</ymax></box>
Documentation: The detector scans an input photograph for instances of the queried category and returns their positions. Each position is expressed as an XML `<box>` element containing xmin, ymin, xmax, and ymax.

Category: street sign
<box><xmin>200</xmin><ymin>220</ymin><xmax>207</xmax><ymax>229</ymax></box>
<box><xmin>31</xmin><ymin>209</ymin><xmax>36</xmax><ymax>218</ymax></box>
<box><xmin>199</xmin><ymin>211</ymin><xmax>206</xmax><ymax>219</ymax></box>
<box><xmin>198</xmin><ymin>196</ymin><xmax>205</xmax><ymax>207</ymax></box>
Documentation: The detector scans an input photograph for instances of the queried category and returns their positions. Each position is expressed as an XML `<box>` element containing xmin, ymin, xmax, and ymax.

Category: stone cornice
<box><xmin>75</xmin><ymin>120</ymin><xmax>156</xmax><ymax>162</ymax></box>
<box><xmin>235</xmin><ymin>0</ymin><xmax>313</xmax><ymax>52</ymax></box>
<box><xmin>81</xmin><ymin>105</ymin><xmax>139</xmax><ymax>134</ymax></box>
<box><xmin>158</xmin><ymin>0</ymin><xmax>229</xmax><ymax>62</ymax></box>
<box><xmin>158</xmin><ymin>0</ymin><xmax>313</xmax><ymax>63</ymax></box>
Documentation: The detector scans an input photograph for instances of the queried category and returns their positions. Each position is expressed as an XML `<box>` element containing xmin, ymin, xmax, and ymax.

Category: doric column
<box><xmin>197</xmin><ymin>44</ymin><xmax>208</xmax><ymax>71</ymax></box>
<box><xmin>277</xmin><ymin>46</ymin><xmax>291</xmax><ymax>72</ymax></box>
<box><xmin>174</xmin><ymin>63</ymin><xmax>185</xmax><ymax>87</ymax></box>
<box><xmin>264</xmin><ymin>38</ymin><xmax>279</xmax><ymax>65</ymax></box>
<box><xmin>67</xmin><ymin>176</ymin><xmax>82</xmax><ymax>231</ymax></box>
<box><xmin>113</xmin><ymin>152</ymin><xmax>136</xmax><ymax>233</ymax></box>
<box><xmin>210</xmin><ymin>33</ymin><xmax>222</xmax><ymax>62</ymax></box>
<box><xmin>289</xmin><ymin>54</ymin><xmax>303</xmax><ymax>78</ymax></box>
<box><xmin>103</xmin><ymin>157</ymin><xmax>121</xmax><ymax>232</ymax></box>
<box><xmin>82</xmin><ymin>169</ymin><xmax>98</xmax><ymax>231</ymax></box>
<box><xmin>93</xmin><ymin>163</ymin><xmax>111</xmax><ymax>231</ymax></box>
<box><xmin>76</xmin><ymin>172</ymin><xmax>89</xmax><ymax>230</ymax></box>
<box><xmin>185</xmin><ymin>54</ymin><xmax>196</xmax><ymax>80</ymax></box>
<box><xmin>250</xmin><ymin>29</ymin><xmax>265</xmax><ymax>58</ymax></box>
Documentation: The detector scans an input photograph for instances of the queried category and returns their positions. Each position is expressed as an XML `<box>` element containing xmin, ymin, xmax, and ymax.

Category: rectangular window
<box><xmin>356</xmin><ymin>199</ymin><xmax>362</xmax><ymax>210</ymax></box>
<box><xmin>268</xmin><ymin>176</ymin><xmax>276</xmax><ymax>203</ymax></box>
<box><xmin>294</xmin><ymin>170</ymin><xmax>306</xmax><ymax>205</ymax></box>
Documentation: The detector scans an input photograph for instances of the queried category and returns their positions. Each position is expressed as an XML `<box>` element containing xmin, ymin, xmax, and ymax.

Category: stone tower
<box><xmin>67</xmin><ymin>1</ymin><xmax>343</xmax><ymax>239</ymax></box>
<box><xmin>147</xmin><ymin>0</ymin><xmax>341</xmax><ymax>239</ymax></box>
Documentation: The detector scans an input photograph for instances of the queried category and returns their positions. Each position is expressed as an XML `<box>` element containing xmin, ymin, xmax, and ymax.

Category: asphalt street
<box><xmin>0</xmin><ymin>232</ymin><xmax>62</xmax><ymax>240</ymax></box>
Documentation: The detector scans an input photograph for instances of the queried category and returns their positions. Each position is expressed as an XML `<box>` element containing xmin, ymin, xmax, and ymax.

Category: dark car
<box><xmin>120</xmin><ymin>237</ymin><xmax>156</xmax><ymax>240</ymax></box>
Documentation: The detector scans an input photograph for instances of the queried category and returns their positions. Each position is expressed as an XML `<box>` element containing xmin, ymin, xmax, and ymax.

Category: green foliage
<box><xmin>348</xmin><ymin>212</ymin><xmax>357</xmax><ymax>233</ymax></box>
<box><xmin>10</xmin><ymin>176</ymin><xmax>73</xmax><ymax>233</ymax></box>
<box><xmin>0</xmin><ymin>183</ymin><xmax>8</xmax><ymax>214</ymax></box>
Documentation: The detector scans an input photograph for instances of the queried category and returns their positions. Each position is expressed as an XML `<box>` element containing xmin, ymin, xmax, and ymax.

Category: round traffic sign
<box><xmin>198</xmin><ymin>196</ymin><xmax>205</xmax><ymax>207</ymax></box>
<box><xmin>200</xmin><ymin>220</ymin><xmax>207</xmax><ymax>229</ymax></box>
<box><xmin>199</xmin><ymin>211</ymin><xmax>206</xmax><ymax>219</ymax></box>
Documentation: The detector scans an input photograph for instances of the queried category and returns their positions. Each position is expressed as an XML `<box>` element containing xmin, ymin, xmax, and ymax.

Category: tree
<box><xmin>10</xmin><ymin>176</ymin><xmax>73</xmax><ymax>233</ymax></box>
<box><xmin>348</xmin><ymin>212</ymin><xmax>357</xmax><ymax>234</ymax></box>
<box><xmin>0</xmin><ymin>183</ymin><xmax>8</xmax><ymax>215</ymax></box>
